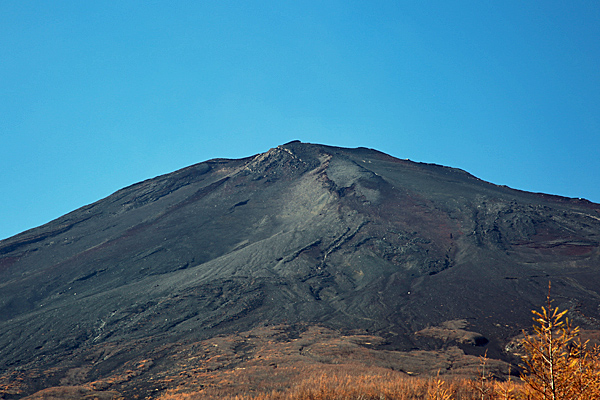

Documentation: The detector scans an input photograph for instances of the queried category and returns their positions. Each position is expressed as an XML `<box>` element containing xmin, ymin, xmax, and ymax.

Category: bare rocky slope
<box><xmin>1</xmin><ymin>141</ymin><xmax>600</xmax><ymax>398</ymax></box>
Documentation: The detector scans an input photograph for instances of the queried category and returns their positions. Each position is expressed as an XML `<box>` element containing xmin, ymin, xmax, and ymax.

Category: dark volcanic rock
<box><xmin>1</xmin><ymin>142</ymin><xmax>600</xmax><ymax>397</ymax></box>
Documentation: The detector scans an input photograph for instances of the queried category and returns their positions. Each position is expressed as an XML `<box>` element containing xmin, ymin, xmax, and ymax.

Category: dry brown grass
<box><xmin>157</xmin><ymin>367</ymin><xmax>522</xmax><ymax>400</ymax></box>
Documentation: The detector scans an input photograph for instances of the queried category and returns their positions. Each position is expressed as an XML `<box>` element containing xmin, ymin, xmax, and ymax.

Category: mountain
<box><xmin>1</xmin><ymin>141</ymin><xmax>600</xmax><ymax>398</ymax></box>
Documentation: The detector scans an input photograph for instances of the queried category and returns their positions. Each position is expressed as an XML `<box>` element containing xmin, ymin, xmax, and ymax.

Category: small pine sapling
<box><xmin>519</xmin><ymin>282</ymin><xmax>600</xmax><ymax>400</ymax></box>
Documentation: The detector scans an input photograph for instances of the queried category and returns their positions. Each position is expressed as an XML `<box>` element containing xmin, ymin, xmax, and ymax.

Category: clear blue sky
<box><xmin>2</xmin><ymin>1</ymin><xmax>599</xmax><ymax>240</ymax></box>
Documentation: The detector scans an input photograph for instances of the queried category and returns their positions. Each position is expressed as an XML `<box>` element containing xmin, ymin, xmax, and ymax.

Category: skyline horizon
<box><xmin>2</xmin><ymin>139</ymin><xmax>598</xmax><ymax>241</ymax></box>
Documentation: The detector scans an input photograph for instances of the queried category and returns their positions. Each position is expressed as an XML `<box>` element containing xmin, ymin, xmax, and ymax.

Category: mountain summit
<box><xmin>2</xmin><ymin>141</ymin><xmax>600</xmax><ymax>398</ymax></box>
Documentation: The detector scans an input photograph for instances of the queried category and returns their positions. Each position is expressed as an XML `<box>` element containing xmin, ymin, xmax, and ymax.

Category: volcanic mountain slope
<box><xmin>1</xmin><ymin>141</ymin><xmax>600</xmax><ymax>398</ymax></box>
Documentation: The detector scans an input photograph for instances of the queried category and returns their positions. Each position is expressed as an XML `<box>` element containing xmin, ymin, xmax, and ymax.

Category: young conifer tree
<box><xmin>427</xmin><ymin>371</ymin><xmax>452</xmax><ymax>400</ymax></box>
<box><xmin>519</xmin><ymin>283</ymin><xmax>600</xmax><ymax>400</ymax></box>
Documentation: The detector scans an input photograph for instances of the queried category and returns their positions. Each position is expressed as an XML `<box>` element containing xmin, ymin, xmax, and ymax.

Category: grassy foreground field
<box><xmin>157</xmin><ymin>367</ymin><xmax>520</xmax><ymax>400</ymax></box>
